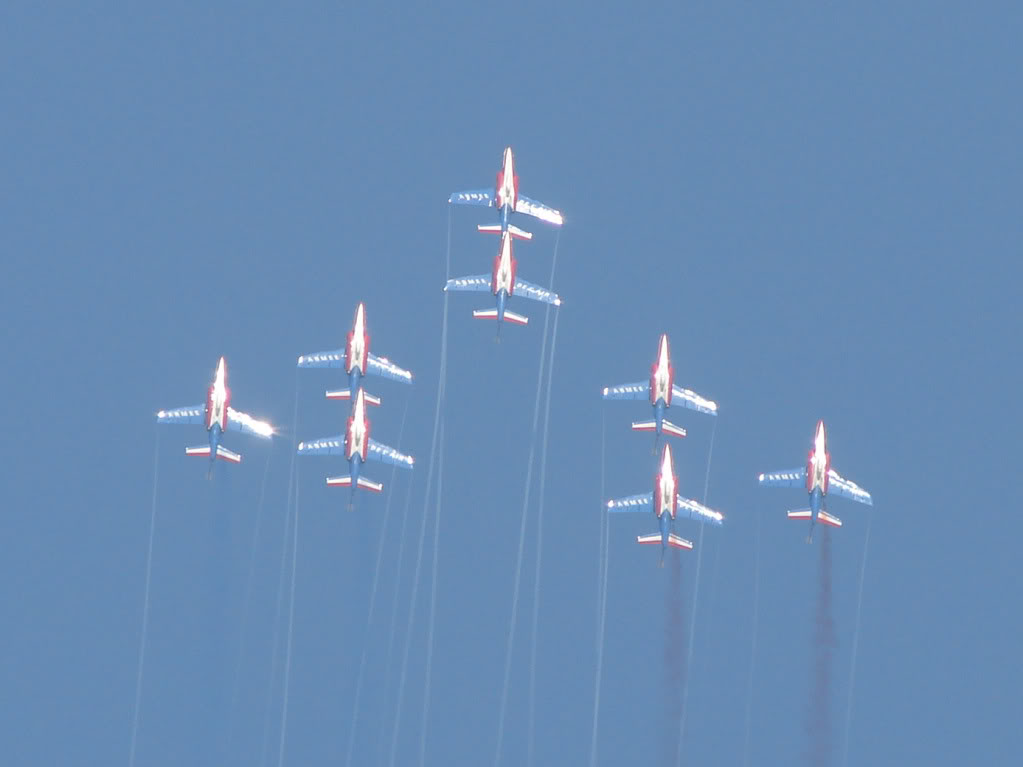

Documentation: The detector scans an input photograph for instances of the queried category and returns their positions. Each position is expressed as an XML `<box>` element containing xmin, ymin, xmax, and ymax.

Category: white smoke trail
<box><xmin>388</xmin><ymin>209</ymin><xmax>450</xmax><ymax>767</ymax></box>
<box><xmin>525</xmin><ymin>229</ymin><xmax>562</xmax><ymax>765</ymax></box>
<box><xmin>840</xmin><ymin>512</ymin><xmax>873</xmax><ymax>767</ymax></box>
<box><xmin>589</xmin><ymin>408</ymin><xmax>609</xmax><ymax>767</ymax></box>
<box><xmin>376</xmin><ymin>474</ymin><xmax>417</xmax><ymax>766</ymax></box>
<box><xmin>127</xmin><ymin>429</ymin><xmax>160</xmax><ymax>767</ymax></box>
<box><xmin>419</xmin><ymin>419</ymin><xmax>445</xmax><ymax>765</ymax></box>
<box><xmin>260</xmin><ymin>379</ymin><xmax>299</xmax><ymax>767</ymax></box>
<box><xmin>276</xmin><ymin>466</ymin><xmax>301</xmax><ymax>767</ymax></box>
<box><xmin>493</xmin><ymin>235</ymin><xmax>556</xmax><ymax>767</ymax></box>
<box><xmin>226</xmin><ymin>448</ymin><xmax>274</xmax><ymax>756</ymax></box>
<box><xmin>676</xmin><ymin>419</ymin><xmax>717</xmax><ymax>765</ymax></box>
<box><xmin>344</xmin><ymin>400</ymin><xmax>410</xmax><ymax>767</ymax></box>
<box><xmin>743</xmin><ymin>508</ymin><xmax>762</xmax><ymax>766</ymax></box>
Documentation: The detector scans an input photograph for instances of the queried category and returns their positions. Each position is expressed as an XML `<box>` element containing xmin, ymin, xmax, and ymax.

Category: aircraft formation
<box><xmin>155</xmin><ymin>145</ymin><xmax>874</xmax><ymax>551</ymax></box>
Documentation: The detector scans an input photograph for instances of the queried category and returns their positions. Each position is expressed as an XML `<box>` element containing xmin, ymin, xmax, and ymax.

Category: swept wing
<box><xmin>157</xmin><ymin>405</ymin><xmax>206</xmax><ymax>425</ymax></box>
<box><xmin>827</xmin><ymin>468</ymin><xmax>873</xmax><ymax>505</ymax></box>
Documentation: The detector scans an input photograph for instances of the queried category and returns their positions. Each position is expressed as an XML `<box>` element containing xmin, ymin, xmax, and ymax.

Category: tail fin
<box><xmin>326</xmin><ymin>475</ymin><xmax>383</xmax><ymax>493</ymax></box>
<box><xmin>325</xmin><ymin>389</ymin><xmax>381</xmax><ymax>405</ymax></box>
<box><xmin>185</xmin><ymin>445</ymin><xmax>241</xmax><ymax>464</ymax></box>
<box><xmin>817</xmin><ymin>510</ymin><xmax>842</xmax><ymax>528</ymax></box>
<box><xmin>787</xmin><ymin>509</ymin><xmax>812</xmax><ymax>520</ymax></box>
<box><xmin>478</xmin><ymin>223</ymin><xmax>533</xmax><ymax>240</ymax></box>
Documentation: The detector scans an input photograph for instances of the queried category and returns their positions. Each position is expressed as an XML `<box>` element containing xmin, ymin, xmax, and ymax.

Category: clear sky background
<box><xmin>2</xmin><ymin>2</ymin><xmax>1020</xmax><ymax>765</ymax></box>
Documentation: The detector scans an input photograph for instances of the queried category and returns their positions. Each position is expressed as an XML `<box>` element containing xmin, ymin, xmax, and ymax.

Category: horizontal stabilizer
<box><xmin>185</xmin><ymin>445</ymin><xmax>241</xmax><ymax>463</ymax></box>
<box><xmin>473</xmin><ymin>309</ymin><xmax>529</xmax><ymax>326</ymax></box>
<box><xmin>631</xmin><ymin>420</ymin><xmax>657</xmax><ymax>432</ymax></box>
<box><xmin>668</xmin><ymin>533</ymin><xmax>694</xmax><ymax>550</ymax></box>
<box><xmin>326</xmin><ymin>475</ymin><xmax>383</xmax><ymax>493</ymax></box>
<box><xmin>325</xmin><ymin>389</ymin><xmax>380</xmax><ymax>405</ymax></box>
<box><xmin>818</xmin><ymin>510</ymin><xmax>842</xmax><ymax>528</ymax></box>
<box><xmin>787</xmin><ymin>509</ymin><xmax>812</xmax><ymax>520</ymax></box>
<box><xmin>661</xmin><ymin>420</ymin><xmax>687</xmax><ymax>439</ymax></box>
<box><xmin>477</xmin><ymin>223</ymin><xmax>533</xmax><ymax>240</ymax></box>
<box><xmin>636</xmin><ymin>534</ymin><xmax>663</xmax><ymax>545</ymax></box>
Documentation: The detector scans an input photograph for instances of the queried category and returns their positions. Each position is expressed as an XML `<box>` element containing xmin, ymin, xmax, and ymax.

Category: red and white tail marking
<box><xmin>661</xmin><ymin>420</ymin><xmax>687</xmax><ymax>439</ymax></box>
<box><xmin>326</xmin><ymin>476</ymin><xmax>383</xmax><ymax>493</ymax></box>
<box><xmin>473</xmin><ymin>309</ymin><xmax>528</xmax><ymax>325</ymax></box>
<box><xmin>668</xmin><ymin>533</ymin><xmax>694</xmax><ymax>550</ymax></box>
<box><xmin>787</xmin><ymin>509</ymin><xmax>813</xmax><ymax>520</ymax></box>
<box><xmin>186</xmin><ymin>445</ymin><xmax>241</xmax><ymax>463</ymax></box>
<box><xmin>637</xmin><ymin>534</ymin><xmax>662</xmax><ymax>545</ymax></box>
<box><xmin>818</xmin><ymin>510</ymin><xmax>842</xmax><ymax>527</ymax></box>
<box><xmin>631</xmin><ymin>420</ymin><xmax>657</xmax><ymax>432</ymax></box>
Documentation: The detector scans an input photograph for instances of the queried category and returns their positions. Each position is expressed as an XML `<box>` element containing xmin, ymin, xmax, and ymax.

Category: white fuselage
<box><xmin>349</xmin><ymin>304</ymin><xmax>367</xmax><ymax>373</ymax></box>
<box><xmin>347</xmin><ymin>390</ymin><xmax>368</xmax><ymax>460</ymax></box>
<box><xmin>208</xmin><ymin>358</ymin><xmax>228</xmax><ymax>430</ymax></box>
<box><xmin>657</xmin><ymin>445</ymin><xmax>677</xmax><ymax>518</ymax></box>
<box><xmin>494</xmin><ymin>233</ymin><xmax>515</xmax><ymax>294</ymax></box>
<box><xmin>809</xmin><ymin>422</ymin><xmax>828</xmax><ymax>492</ymax></box>
<box><xmin>652</xmin><ymin>335</ymin><xmax>672</xmax><ymax>404</ymax></box>
<box><xmin>498</xmin><ymin>148</ymin><xmax>516</xmax><ymax>209</ymax></box>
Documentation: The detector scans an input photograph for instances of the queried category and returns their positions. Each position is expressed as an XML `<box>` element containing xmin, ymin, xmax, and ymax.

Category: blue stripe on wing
<box><xmin>368</xmin><ymin>438</ymin><xmax>414</xmax><ymax>469</ymax></box>
<box><xmin>513</xmin><ymin>278</ymin><xmax>561</xmax><ymax>306</ymax></box>
<box><xmin>757</xmin><ymin>468</ymin><xmax>806</xmax><ymax>488</ymax></box>
<box><xmin>827</xmin><ymin>469</ymin><xmax>873</xmax><ymax>506</ymax></box>
<box><xmin>601</xmin><ymin>381</ymin><xmax>650</xmax><ymax>401</ymax></box>
<box><xmin>445</xmin><ymin>275</ymin><xmax>491</xmax><ymax>293</ymax></box>
<box><xmin>157</xmin><ymin>405</ymin><xmax>206</xmax><ymax>425</ymax></box>
<box><xmin>676</xmin><ymin>495</ymin><xmax>724</xmax><ymax>525</ymax></box>
<box><xmin>606</xmin><ymin>492</ymin><xmax>653</xmax><ymax>512</ymax></box>
<box><xmin>297</xmin><ymin>349</ymin><xmax>347</xmax><ymax>368</ymax></box>
<box><xmin>448</xmin><ymin>189</ymin><xmax>494</xmax><ymax>206</ymax></box>
<box><xmin>297</xmin><ymin>435</ymin><xmax>345</xmax><ymax>456</ymax></box>
<box><xmin>367</xmin><ymin>352</ymin><xmax>413</xmax><ymax>384</ymax></box>
<box><xmin>670</xmin><ymin>384</ymin><xmax>718</xmax><ymax>415</ymax></box>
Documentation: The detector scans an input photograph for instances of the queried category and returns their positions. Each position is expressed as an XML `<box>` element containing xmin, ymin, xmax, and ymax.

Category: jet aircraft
<box><xmin>602</xmin><ymin>334</ymin><xmax>717</xmax><ymax>446</ymax></box>
<box><xmin>757</xmin><ymin>419</ymin><xmax>873</xmax><ymax>542</ymax></box>
<box><xmin>606</xmin><ymin>443</ymin><xmax>724</xmax><ymax>565</ymax></box>
<box><xmin>297</xmin><ymin>302</ymin><xmax>413</xmax><ymax>406</ymax></box>
<box><xmin>297</xmin><ymin>388</ymin><xmax>413</xmax><ymax>508</ymax></box>
<box><xmin>444</xmin><ymin>228</ymin><xmax>562</xmax><ymax>336</ymax></box>
<box><xmin>156</xmin><ymin>356</ymin><xmax>274</xmax><ymax>478</ymax></box>
<box><xmin>449</xmin><ymin>146</ymin><xmax>564</xmax><ymax>235</ymax></box>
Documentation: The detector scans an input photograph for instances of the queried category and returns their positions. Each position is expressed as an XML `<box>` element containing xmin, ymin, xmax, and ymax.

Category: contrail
<box><xmin>676</xmin><ymin>419</ymin><xmax>717</xmax><ymax>765</ymax></box>
<box><xmin>526</xmin><ymin>230</ymin><xmax>562</xmax><ymax>766</ymax></box>
<box><xmin>260</xmin><ymin>380</ymin><xmax>299</xmax><ymax>767</ymax></box>
<box><xmin>376</xmin><ymin>474</ymin><xmax>417</xmax><ymax>766</ymax></box>
<box><xmin>276</xmin><ymin>467</ymin><xmax>301</xmax><ymax>767</ymax></box>
<box><xmin>388</xmin><ymin>210</ymin><xmax>450</xmax><ymax>767</ymax></box>
<box><xmin>663</xmin><ymin>550</ymin><xmax>687</xmax><ymax>765</ymax></box>
<box><xmin>419</xmin><ymin>420</ymin><xmax>445</xmax><ymax>765</ymax></box>
<box><xmin>808</xmin><ymin>528</ymin><xmax>837</xmax><ymax>766</ymax></box>
<box><xmin>344</xmin><ymin>400</ymin><xmax>410</xmax><ymax>767</ymax></box>
<box><xmin>588</xmin><ymin>409</ymin><xmax>609</xmax><ymax>767</ymax></box>
<box><xmin>226</xmin><ymin>448</ymin><xmax>274</xmax><ymax>757</ymax></box>
<box><xmin>742</xmin><ymin>509</ymin><xmax>762</xmax><ymax>766</ymax></box>
<box><xmin>493</xmin><ymin>235</ymin><xmax>556</xmax><ymax>767</ymax></box>
<box><xmin>841</xmin><ymin>512</ymin><xmax>873</xmax><ymax>767</ymax></box>
<box><xmin>127</xmin><ymin>429</ymin><xmax>160</xmax><ymax>767</ymax></box>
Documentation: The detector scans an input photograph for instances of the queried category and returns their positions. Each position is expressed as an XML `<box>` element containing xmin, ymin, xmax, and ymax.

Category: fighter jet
<box><xmin>444</xmin><ymin>228</ymin><xmax>562</xmax><ymax>338</ymax></box>
<box><xmin>757</xmin><ymin>419</ymin><xmax>873</xmax><ymax>542</ymax></box>
<box><xmin>606</xmin><ymin>443</ymin><xmax>724</xmax><ymax>565</ymax></box>
<box><xmin>602</xmin><ymin>334</ymin><xmax>717</xmax><ymax>448</ymax></box>
<box><xmin>449</xmin><ymin>146</ymin><xmax>564</xmax><ymax>235</ymax></box>
<box><xmin>297</xmin><ymin>302</ymin><xmax>413</xmax><ymax>406</ymax></box>
<box><xmin>297</xmin><ymin>388</ymin><xmax>413</xmax><ymax>508</ymax></box>
<box><xmin>156</xmin><ymin>356</ymin><xmax>274</xmax><ymax>478</ymax></box>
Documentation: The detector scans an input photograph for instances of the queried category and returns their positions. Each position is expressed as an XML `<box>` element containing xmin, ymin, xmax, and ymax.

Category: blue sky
<box><xmin>2</xmin><ymin>2</ymin><xmax>1020</xmax><ymax>765</ymax></box>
